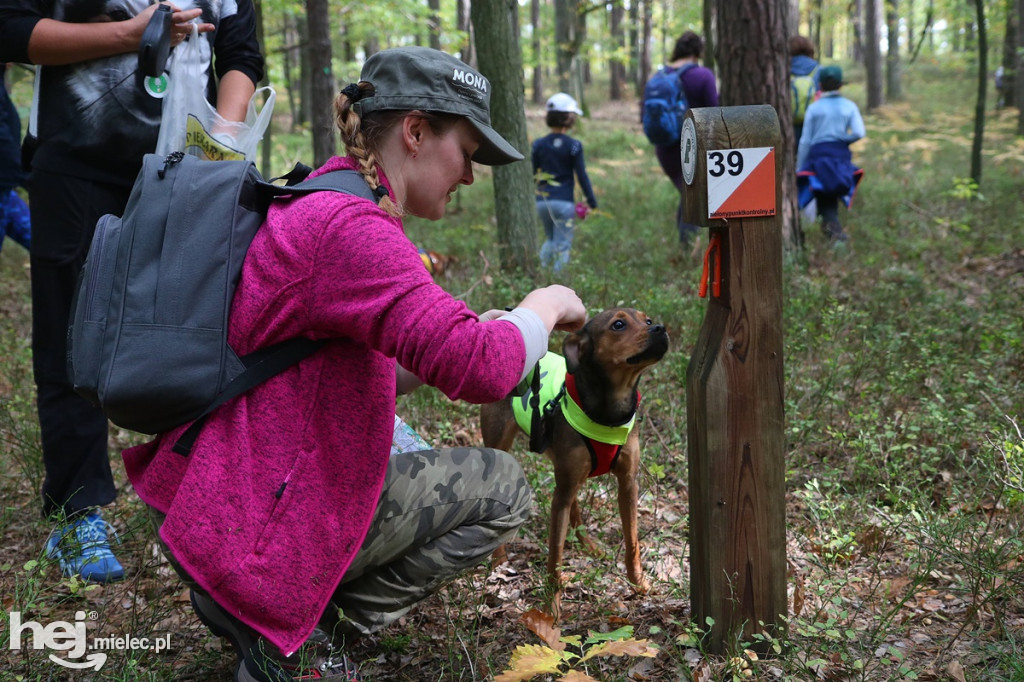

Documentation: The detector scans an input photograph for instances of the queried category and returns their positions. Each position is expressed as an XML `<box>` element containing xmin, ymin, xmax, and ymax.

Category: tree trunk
<box><xmin>1018</xmin><ymin>0</ymin><xmax>1024</xmax><ymax>135</ymax></box>
<box><xmin>532</xmin><ymin>0</ymin><xmax>544</xmax><ymax>104</ymax></box>
<box><xmin>428</xmin><ymin>0</ymin><xmax>442</xmax><ymax>51</ymax></box>
<box><xmin>283</xmin><ymin>14</ymin><xmax>298</xmax><ymax>131</ymax></box>
<box><xmin>457</xmin><ymin>0</ymin><xmax>475</xmax><ymax>65</ymax></box>
<box><xmin>970</xmin><ymin>0</ymin><xmax>986</xmax><ymax>184</ymax></box>
<box><xmin>629</xmin><ymin>0</ymin><xmax>640</xmax><ymax>87</ymax></box>
<box><xmin>864</xmin><ymin>0</ymin><xmax>884</xmax><ymax>110</ymax></box>
<box><xmin>638</xmin><ymin>0</ymin><xmax>652</xmax><ymax>96</ymax></box>
<box><xmin>471</xmin><ymin>0</ymin><xmax>538</xmax><ymax>272</ymax></box>
<box><xmin>852</xmin><ymin>0</ymin><xmax>864</xmax><ymax>62</ymax></box>
<box><xmin>910</xmin><ymin>0</ymin><xmax>933</xmax><ymax>62</ymax></box>
<box><xmin>704</xmin><ymin>0</ymin><xmax>717</xmax><ymax>72</ymax></box>
<box><xmin>812</xmin><ymin>0</ymin><xmax>823</xmax><ymax>53</ymax></box>
<box><xmin>306</xmin><ymin>0</ymin><xmax>334</xmax><ymax>167</ymax></box>
<box><xmin>298</xmin><ymin>16</ymin><xmax>311</xmax><ymax>128</ymax></box>
<box><xmin>715</xmin><ymin>0</ymin><xmax>800</xmax><ymax>248</ymax></box>
<box><xmin>555</xmin><ymin>0</ymin><xmax>574</xmax><ymax>91</ymax></box>
<box><xmin>1001</xmin><ymin>0</ymin><xmax>1017</xmax><ymax>108</ymax></box>
<box><xmin>610</xmin><ymin>1</ymin><xmax>626</xmax><ymax>101</ymax></box>
<box><xmin>885</xmin><ymin>0</ymin><xmax>902</xmax><ymax>101</ymax></box>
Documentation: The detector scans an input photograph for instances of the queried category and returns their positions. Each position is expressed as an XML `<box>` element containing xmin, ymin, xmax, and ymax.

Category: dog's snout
<box><xmin>649</xmin><ymin>324</ymin><xmax>666</xmax><ymax>335</ymax></box>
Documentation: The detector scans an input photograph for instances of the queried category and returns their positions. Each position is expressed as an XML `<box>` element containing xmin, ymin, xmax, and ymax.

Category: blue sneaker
<box><xmin>44</xmin><ymin>510</ymin><xmax>125</xmax><ymax>583</ymax></box>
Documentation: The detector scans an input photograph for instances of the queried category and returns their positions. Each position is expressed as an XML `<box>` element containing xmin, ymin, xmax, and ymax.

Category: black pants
<box><xmin>30</xmin><ymin>169</ymin><xmax>129</xmax><ymax>517</ymax></box>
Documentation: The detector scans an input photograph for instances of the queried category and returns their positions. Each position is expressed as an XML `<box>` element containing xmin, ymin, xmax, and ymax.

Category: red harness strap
<box><xmin>564</xmin><ymin>374</ymin><xmax>640</xmax><ymax>478</ymax></box>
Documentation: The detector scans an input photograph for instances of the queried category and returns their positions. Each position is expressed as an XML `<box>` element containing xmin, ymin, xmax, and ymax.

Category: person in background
<box><xmin>797</xmin><ymin>65</ymin><xmax>866</xmax><ymax>245</ymax></box>
<box><xmin>0</xmin><ymin>0</ymin><xmax>264</xmax><ymax>583</ymax></box>
<box><xmin>532</xmin><ymin>92</ymin><xmax>598</xmax><ymax>273</ymax></box>
<box><xmin>123</xmin><ymin>47</ymin><xmax>587</xmax><ymax>682</ymax></box>
<box><xmin>645</xmin><ymin>30</ymin><xmax>718</xmax><ymax>248</ymax></box>
<box><xmin>0</xmin><ymin>62</ymin><xmax>30</xmax><ymax>254</ymax></box>
<box><xmin>789</xmin><ymin>35</ymin><xmax>820</xmax><ymax>153</ymax></box>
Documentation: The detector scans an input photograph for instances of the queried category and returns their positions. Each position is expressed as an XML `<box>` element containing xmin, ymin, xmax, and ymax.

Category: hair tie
<box><xmin>373</xmin><ymin>184</ymin><xmax>389</xmax><ymax>200</ymax></box>
<box><xmin>341</xmin><ymin>83</ymin><xmax>363</xmax><ymax>102</ymax></box>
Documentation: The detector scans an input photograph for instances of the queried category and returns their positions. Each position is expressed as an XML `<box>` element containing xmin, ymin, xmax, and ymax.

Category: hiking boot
<box><xmin>190</xmin><ymin>589</ymin><xmax>257</xmax><ymax>662</ymax></box>
<box><xmin>237</xmin><ymin>630</ymin><xmax>362</xmax><ymax>682</ymax></box>
<box><xmin>821</xmin><ymin>220</ymin><xmax>849</xmax><ymax>243</ymax></box>
<box><xmin>44</xmin><ymin>509</ymin><xmax>124</xmax><ymax>583</ymax></box>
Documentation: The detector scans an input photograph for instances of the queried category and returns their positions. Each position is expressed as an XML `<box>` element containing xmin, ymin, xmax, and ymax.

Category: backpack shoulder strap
<box><xmin>264</xmin><ymin>168</ymin><xmax>383</xmax><ymax>204</ymax></box>
<box><xmin>292</xmin><ymin>169</ymin><xmax>381</xmax><ymax>202</ymax></box>
<box><xmin>172</xmin><ymin>338</ymin><xmax>323</xmax><ymax>455</ymax></box>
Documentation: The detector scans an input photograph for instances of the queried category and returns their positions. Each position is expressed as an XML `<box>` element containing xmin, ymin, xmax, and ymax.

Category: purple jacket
<box><xmin>123</xmin><ymin>156</ymin><xmax>526</xmax><ymax>654</ymax></box>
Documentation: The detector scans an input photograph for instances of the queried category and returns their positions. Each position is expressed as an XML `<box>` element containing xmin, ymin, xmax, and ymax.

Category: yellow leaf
<box><xmin>580</xmin><ymin>638</ymin><xmax>659</xmax><ymax>661</ymax></box>
<box><xmin>492</xmin><ymin>644</ymin><xmax>566</xmax><ymax>682</ymax></box>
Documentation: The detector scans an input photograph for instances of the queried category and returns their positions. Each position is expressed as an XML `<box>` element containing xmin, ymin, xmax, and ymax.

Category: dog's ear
<box><xmin>563</xmin><ymin>330</ymin><xmax>588</xmax><ymax>374</ymax></box>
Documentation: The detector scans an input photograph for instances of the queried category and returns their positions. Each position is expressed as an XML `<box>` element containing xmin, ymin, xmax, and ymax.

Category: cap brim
<box><xmin>466</xmin><ymin>119</ymin><xmax>524</xmax><ymax>166</ymax></box>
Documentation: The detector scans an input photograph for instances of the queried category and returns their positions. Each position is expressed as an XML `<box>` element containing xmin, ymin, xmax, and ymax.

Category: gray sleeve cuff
<box><xmin>498</xmin><ymin>308</ymin><xmax>550</xmax><ymax>382</ymax></box>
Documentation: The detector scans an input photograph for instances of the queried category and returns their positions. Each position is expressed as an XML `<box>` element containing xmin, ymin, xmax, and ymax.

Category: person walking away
<box><xmin>789</xmin><ymin>35</ymin><xmax>820</xmax><ymax>155</ymax></box>
<box><xmin>0</xmin><ymin>62</ymin><xmax>30</xmax><ymax>254</ymax></box>
<box><xmin>0</xmin><ymin>0</ymin><xmax>264</xmax><ymax>583</ymax></box>
<box><xmin>643</xmin><ymin>30</ymin><xmax>718</xmax><ymax>248</ymax></box>
<box><xmin>123</xmin><ymin>46</ymin><xmax>587</xmax><ymax>682</ymax></box>
<box><xmin>796</xmin><ymin>65</ymin><xmax>866</xmax><ymax>245</ymax></box>
<box><xmin>532</xmin><ymin>92</ymin><xmax>597</xmax><ymax>274</ymax></box>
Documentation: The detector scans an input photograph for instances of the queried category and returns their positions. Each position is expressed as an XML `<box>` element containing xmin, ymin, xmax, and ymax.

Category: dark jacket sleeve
<box><xmin>212</xmin><ymin>0</ymin><xmax>264</xmax><ymax>85</ymax></box>
<box><xmin>0</xmin><ymin>0</ymin><xmax>43</xmax><ymax>64</ymax></box>
<box><xmin>572</xmin><ymin>141</ymin><xmax>597</xmax><ymax>208</ymax></box>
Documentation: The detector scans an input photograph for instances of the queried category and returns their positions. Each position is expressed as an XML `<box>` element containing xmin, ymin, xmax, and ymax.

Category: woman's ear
<box><xmin>402</xmin><ymin>114</ymin><xmax>426</xmax><ymax>154</ymax></box>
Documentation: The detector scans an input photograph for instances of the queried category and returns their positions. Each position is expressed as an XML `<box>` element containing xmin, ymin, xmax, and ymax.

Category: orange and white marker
<box><xmin>706</xmin><ymin>147</ymin><xmax>776</xmax><ymax>220</ymax></box>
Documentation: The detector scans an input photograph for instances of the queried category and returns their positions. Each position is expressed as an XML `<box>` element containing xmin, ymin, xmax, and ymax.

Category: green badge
<box><xmin>145</xmin><ymin>75</ymin><xmax>169</xmax><ymax>98</ymax></box>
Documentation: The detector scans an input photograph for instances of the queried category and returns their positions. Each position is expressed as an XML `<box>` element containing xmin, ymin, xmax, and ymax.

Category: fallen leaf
<box><xmin>947</xmin><ymin>660</ymin><xmax>967</xmax><ymax>682</ymax></box>
<box><xmin>520</xmin><ymin>608</ymin><xmax>565</xmax><ymax>652</ymax></box>
<box><xmin>580</xmin><ymin>638</ymin><xmax>658</xmax><ymax>661</ymax></box>
<box><xmin>493</xmin><ymin>644</ymin><xmax>565</xmax><ymax>682</ymax></box>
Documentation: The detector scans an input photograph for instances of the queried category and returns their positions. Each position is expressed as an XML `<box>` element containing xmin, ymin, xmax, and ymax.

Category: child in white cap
<box><xmin>532</xmin><ymin>92</ymin><xmax>598</xmax><ymax>273</ymax></box>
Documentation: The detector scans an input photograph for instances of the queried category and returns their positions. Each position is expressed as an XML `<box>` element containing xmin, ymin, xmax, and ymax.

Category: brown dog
<box><xmin>480</xmin><ymin>308</ymin><xmax>669</xmax><ymax>619</ymax></box>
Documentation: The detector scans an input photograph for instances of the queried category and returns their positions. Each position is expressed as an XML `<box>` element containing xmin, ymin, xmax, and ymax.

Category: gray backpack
<box><xmin>68</xmin><ymin>151</ymin><xmax>380</xmax><ymax>454</ymax></box>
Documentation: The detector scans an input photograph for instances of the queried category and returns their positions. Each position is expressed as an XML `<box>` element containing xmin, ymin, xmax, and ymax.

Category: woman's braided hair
<box><xmin>335</xmin><ymin>82</ymin><xmax>403</xmax><ymax>218</ymax></box>
<box><xmin>335</xmin><ymin>83</ymin><xmax>466</xmax><ymax>219</ymax></box>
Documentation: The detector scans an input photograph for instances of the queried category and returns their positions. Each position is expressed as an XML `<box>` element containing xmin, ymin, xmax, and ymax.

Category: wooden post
<box><xmin>682</xmin><ymin>105</ymin><xmax>787</xmax><ymax>654</ymax></box>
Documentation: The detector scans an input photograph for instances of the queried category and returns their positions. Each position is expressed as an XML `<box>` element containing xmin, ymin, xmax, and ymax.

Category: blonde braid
<box><xmin>335</xmin><ymin>86</ymin><xmax>403</xmax><ymax>218</ymax></box>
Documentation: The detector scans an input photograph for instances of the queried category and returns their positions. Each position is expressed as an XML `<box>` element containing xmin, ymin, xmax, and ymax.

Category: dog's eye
<box><xmin>645</xmin><ymin>319</ymin><xmax>652</xmax><ymax>325</ymax></box>
<box><xmin>612</xmin><ymin>320</ymin><xmax>626</xmax><ymax>330</ymax></box>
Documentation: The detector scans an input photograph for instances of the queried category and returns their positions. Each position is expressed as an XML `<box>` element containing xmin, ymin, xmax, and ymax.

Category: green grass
<box><xmin>1</xmin><ymin>60</ymin><xmax>1022</xmax><ymax>680</ymax></box>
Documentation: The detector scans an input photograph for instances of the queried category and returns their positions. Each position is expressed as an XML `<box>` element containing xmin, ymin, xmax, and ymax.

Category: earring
<box><xmin>412</xmin><ymin>152</ymin><xmax>418</xmax><ymax>159</ymax></box>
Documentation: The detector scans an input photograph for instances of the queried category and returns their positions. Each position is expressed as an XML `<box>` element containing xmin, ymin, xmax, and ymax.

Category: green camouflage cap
<box><xmin>352</xmin><ymin>46</ymin><xmax>524</xmax><ymax>166</ymax></box>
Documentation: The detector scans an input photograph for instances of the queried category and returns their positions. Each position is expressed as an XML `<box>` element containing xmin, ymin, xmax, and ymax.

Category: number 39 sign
<box><xmin>705</xmin><ymin>147</ymin><xmax>776</xmax><ymax>220</ymax></box>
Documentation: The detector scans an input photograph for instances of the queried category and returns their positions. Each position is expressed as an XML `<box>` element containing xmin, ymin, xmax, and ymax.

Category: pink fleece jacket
<box><xmin>122</xmin><ymin>156</ymin><xmax>526</xmax><ymax>655</ymax></box>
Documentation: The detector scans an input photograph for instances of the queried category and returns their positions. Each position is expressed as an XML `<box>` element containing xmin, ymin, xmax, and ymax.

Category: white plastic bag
<box><xmin>155</xmin><ymin>24</ymin><xmax>275</xmax><ymax>161</ymax></box>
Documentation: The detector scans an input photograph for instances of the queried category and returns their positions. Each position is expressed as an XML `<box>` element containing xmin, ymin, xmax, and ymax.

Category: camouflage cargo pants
<box><xmin>151</xmin><ymin>447</ymin><xmax>531</xmax><ymax>642</ymax></box>
<box><xmin>326</xmin><ymin>447</ymin><xmax>532</xmax><ymax>636</ymax></box>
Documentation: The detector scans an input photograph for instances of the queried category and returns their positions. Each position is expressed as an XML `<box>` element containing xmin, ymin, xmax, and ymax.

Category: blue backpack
<box><xmin>641</xmin><ymin>64</ymin><xmax>696</xmax><ymax>147</ymax></box>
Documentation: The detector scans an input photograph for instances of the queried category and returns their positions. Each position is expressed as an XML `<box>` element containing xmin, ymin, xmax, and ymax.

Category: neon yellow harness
<box><xmin>512</xmin><ymin>352</ymin><xmax>638</xmax><ymax>477</ymax></box>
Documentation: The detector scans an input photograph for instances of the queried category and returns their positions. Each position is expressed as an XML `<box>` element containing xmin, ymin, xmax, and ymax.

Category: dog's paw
<box><xmin>630</xmin><ymin>574</ymin><xmax>651</xmax><ymax>595</ymax></box>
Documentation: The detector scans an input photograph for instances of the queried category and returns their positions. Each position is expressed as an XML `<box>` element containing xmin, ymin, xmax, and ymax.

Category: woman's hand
<box><xmin>516</xmin><ymin>285</ymin><xmax>586</xmax><ymax>333</ymax></box>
